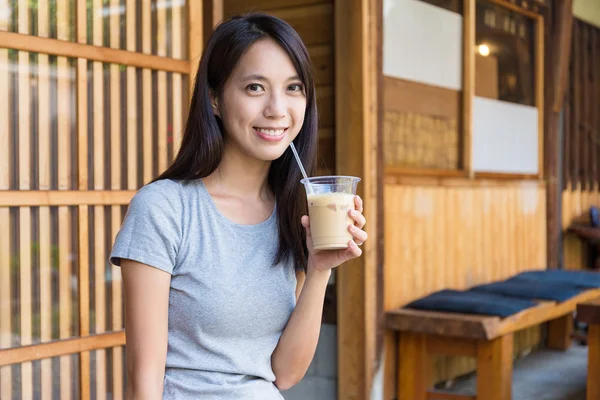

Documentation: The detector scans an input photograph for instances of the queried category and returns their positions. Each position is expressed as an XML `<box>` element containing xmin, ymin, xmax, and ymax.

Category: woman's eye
<box><xmin>247</xmin><ymin>83</ymin><xmax>263</xmax><ymax>92</ymax></box>
<box><xmin>288</xmin><ymin>84</ymin><xmax>304</xmax><ymax>92</ymax></box>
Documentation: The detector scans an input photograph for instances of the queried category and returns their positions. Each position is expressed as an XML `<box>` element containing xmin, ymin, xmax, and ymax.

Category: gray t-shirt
<box><xmin>109</xmin><ymin>178</ymin><xmax>297</xmax><ymax>399</ymax></box>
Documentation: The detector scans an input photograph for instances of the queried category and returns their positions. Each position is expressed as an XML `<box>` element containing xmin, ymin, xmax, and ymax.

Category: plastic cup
<box><xmin>300</xmin><ymin>176</ymin><xmax>361</xmax><ymax>250</ymax></box>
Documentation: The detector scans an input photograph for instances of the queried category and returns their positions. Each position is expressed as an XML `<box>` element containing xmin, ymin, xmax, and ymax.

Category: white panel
<box><xmin>383</xmin><ymin>0</ymin><xmax>463</xmax><ymax>90</ymax></box>
<box><xmin>472</xmin><ymin>96</ymin><xmax>538</xmax><ymax>174</ymax></box>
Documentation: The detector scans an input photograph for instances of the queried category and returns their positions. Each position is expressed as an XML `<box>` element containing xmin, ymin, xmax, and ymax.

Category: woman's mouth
<box><xmin>254</xmin><ymin>127</ymin><xmax>288</xmax><ymax>141</ymax></box>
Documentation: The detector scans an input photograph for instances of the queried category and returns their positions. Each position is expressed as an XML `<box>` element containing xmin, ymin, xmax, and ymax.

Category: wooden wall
<box><xmin>383</xmin><ymin>76</ymin><xmax>462</xmax><ymax>170</ymax></box>
<box><xmin>223</xmin><ymin>0</ymin><xmax>336</xmax><ymax>176</ymax></box>
<box><xmin>561</xmin><ymin>18</ymin><xmax>600</xmax><ymax>270</ymax></box>
<box><xmin>383</xmin><ymin>178</ymin><xmax>547</xmax><ymax>395</ymax></box>
<box><xmin>0</xmin><ymin>1</ymin><xmax>198</xmax><ymax>398</ymax></box>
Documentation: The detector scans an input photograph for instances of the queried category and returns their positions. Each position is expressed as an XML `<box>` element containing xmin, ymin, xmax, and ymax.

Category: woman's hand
<box><xmin>301</xmin><ymin>195</ymin><xmax>368</xmax><ymax>273</ymax></box>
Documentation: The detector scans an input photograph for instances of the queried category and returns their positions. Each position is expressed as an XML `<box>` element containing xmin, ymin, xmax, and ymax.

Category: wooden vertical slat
<box><xmin>126</xmin><ymin>0</ymin><xmax>137</xmax><ymax>189</ymax></box>
<box><xmin>582</xmin><ymin>24</ymin><xmax>590</xmax><ymax>190</ymax></box>
<box><xmin>57</xmin><ymin>0</ymin><xmax>72</xmax><ymax>397</ymax></box>
<box><xmin>158</xmin><ymin>1</ymin><xmax>168</xmax><ymax>172</ymax></box>
<box><xmin>568</xmin><ymin>33</ymin><xmax>576</xmax><ymax>189</ymax></box>
<box><xmin>77</xmin><ymin>204</ymin><xmax>90</xmax><ymax>398</ymax></box>
<box><xmin>573</xmin><ymin>22</ymin><xmax>581</xmax><ymax>189</ymax></box>
<box><xmin>593</xmin><ymin>29</ymin><xmax>600</xmax><ymax>186</ymax></box>
<box><xmin>76</xmin><ymin>0</ymin><xmax>90</xmax><ymax>396</ymax></box>
<box><xmin>143</xmin><ymin>0</ymin><xmax>153</xmax><ymax>183</ymax></box>
<box><xmin>0</xmin><ymin>1</ymin><xmax>11</xmax><ymax>395</ymax></box>
<box><xmin>172</xmin><ymin>1</ymin><xmax>183</xmax><ymax>156</ymax></box>
<box><xmin>536</xmin><ymin>15</ymin><xmax>544</xmax><ymax>178</ymax></box>
<box><xmin>17</xmin><ymin>0</ymin><xmax>33</xmax><ymax>397</ymax></box>
<box><xmin>37</xmin><ymin>1</ymin><xmax>53</xmax><ymax>398</ymax></box>
<box><xmin>595</xmin><ymin>29</ymin><xmax>600</xmax><ymax>188</ymax></box>
<box><xmin>564</xmin><ymin>52</ymin><xmax>572</xmax><ymax>189</ymax></box>
<box><xmin>93</xmin><ymin>0</ymin><xmax>107</xmax><ymax>397</ymax></box>
<box><xmin>463</xmin><ymin>0</ymin><xmax>475</xmax><ymax>176</ymax></box>
<box><xmin>188</xmin><ymin>1</ymin><xmax>203</xmax><ymax>96</ymax></box>
<box><xmin>110</xmin><ymin>0</ymin><xmax>124</xmax><ymax>396</ymax></box>
<box><xmin>587</xmin><ymin>26</ymin><xmax>595</xmax><ymax>189</ymax></box>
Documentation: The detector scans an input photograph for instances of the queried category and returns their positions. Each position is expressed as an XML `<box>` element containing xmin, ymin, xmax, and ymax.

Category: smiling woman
<box><xmin>109</xmin><ymin>12</ymin><xmax>368</xmax><ymax>400</ymax></box>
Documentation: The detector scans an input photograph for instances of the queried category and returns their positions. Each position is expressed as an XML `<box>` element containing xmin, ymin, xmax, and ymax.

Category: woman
<box><xmin>110</xmin><ymin>13</ymin><xmax>368</xmax><ymax>399</ymax></box>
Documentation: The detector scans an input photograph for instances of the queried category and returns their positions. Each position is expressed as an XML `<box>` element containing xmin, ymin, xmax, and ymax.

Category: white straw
<box><xmin>289</xmin><ymin>142</ymin><xmax>313</xmax><ymax>194</ymax></box>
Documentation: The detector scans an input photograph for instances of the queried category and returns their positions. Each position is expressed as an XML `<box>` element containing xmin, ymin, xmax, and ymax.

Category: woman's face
<box><xmin>213</xmin><ymin>38</ymin><xmax>307</xmax><ymax>162</ymax></box>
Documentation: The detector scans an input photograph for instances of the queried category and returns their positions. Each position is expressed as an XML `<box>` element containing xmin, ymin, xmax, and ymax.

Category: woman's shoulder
<box><xmin>130</xmin><ymin>178</ymin><xmax>185</xmax><ymax>211</ymax></box>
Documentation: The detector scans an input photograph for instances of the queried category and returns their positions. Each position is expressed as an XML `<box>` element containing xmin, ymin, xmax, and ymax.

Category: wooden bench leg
<box><xmin>588</xmin><ymin>324</ymin><xmax>600</xmax><ymax>400</ymax></box>
<box><xmin>397</xmin><ymin>332</ymin><xmax>430</xmax><ymax>400</ymax></box>
<box><xmin>547</xmin><ymin>313</ymin><xmax>574</xmax><ymax>350</ymax></box>
<box><xmin>477</xmin><ymin>334</ymin><xmax>513</xmax><ymax>400</ymax></box>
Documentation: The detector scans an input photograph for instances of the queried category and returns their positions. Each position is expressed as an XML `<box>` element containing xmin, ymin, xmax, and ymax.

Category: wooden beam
<box><xmin>0</xmin><ymin>31</ymin><xmax>189</xmax><ymax>74</ymax></box>
<box><xmin>0</xmin><ymin>331</ymin><xmax>125</xmax><ymax>367</ymax></box>
<box><xmin>335</xmin><ymin>0</ymin><xmax>382</xmax><ymax>398</ymax></box>
<box><xmin>588</xmin><ymin>324</ymin><xmax>600</xmax><ymax>400</ymax></box>
<box><xmin>576</xmin><ymin>299</ymin><xmax>600</xmax><ymax>324</ymax></box>
<box><xmin>426</xmin><ymin>335</ymin><xmax>478</xmax><ymax>357</ymax></box>
<box><xmin>463</xmin><ymin>0</ymin><xmax>475</xmax><ymax>176</ymax></box>
<box><xmin>477</xmin><ymin>335</ymin><xmax>514</xmax><ymax>400</ymax></box>
<box><xmin>398</xmin><ymin>333</ymin><xmax>430</xmax><ymax>400</ymax></box>
<box><xmin>547</xmin><ymin>313</ymin><xmax>574</xmax><ymax>350</ymax></box>
<box><xmin>486</xmin><ymin>0</ymin><xmax>540</xmax><ymax>19</ymax></box>
<box><xmin>552</xmin><ymin>0</ymin><xmax>574</xmax><ymax>112</ymax></box>
<box><xmin>536</xmin><ymin>15</ymin><xmax>545</xmax><ymax>179</ymax></box>
<box><xmin>0</xmin><ymin>190</ymin><xmax>136</xmax><ymax>206</ymax></box>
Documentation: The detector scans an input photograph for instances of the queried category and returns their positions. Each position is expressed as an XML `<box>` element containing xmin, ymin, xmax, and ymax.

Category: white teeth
<box><xmin>256</xmin><ymin>128</ymin><xmax>285</xmax><ymax>136</ymax></box>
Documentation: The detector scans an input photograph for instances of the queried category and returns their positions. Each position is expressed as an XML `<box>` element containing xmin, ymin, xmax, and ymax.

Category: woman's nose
<box><xmin>264</xmin><ymin>93</ymin><xmax>286</xmax><ymax>119</ymax></box>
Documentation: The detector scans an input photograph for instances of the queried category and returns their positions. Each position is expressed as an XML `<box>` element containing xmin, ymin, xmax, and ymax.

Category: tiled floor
<box><xmin>439</xmin><ymin>341</ymin><xmax>589</xmax><ymax>400</ymax></box>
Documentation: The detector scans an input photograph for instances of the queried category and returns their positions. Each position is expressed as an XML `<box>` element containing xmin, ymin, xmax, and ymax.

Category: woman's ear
<box><xmin>209</xmin><ymin>90</ymin><xmax>220</xmax><ymax>117</ymax></box>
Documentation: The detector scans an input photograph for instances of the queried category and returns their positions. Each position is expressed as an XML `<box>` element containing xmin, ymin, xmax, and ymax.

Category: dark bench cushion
<box><xmin>470</xmin><ymin>277</ymin><xmax>585</xmax><ymax>302</ymax></box>
<box><xmin>591</xmin><ymin>206</ymin><xmax>600</xmax><ymax>228</ymax></box>
<box><xmin>405</xmin><ymin>289</ymin><xmax>537</xmax><ymax>318</ymax></box>
<box><xmin>514</xmin><ymin>270</ymin><xmax>600</xmax><ymax>289</ymax></box>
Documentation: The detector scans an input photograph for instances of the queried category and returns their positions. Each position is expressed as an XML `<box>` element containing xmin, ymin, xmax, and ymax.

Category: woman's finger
<box><xmin>348</xmin><ymin>225</ymin><xmax>368</xmax><ymax>244</ymax></box>
<box><xmin>349</xmin><ymin>209</ymin><xmax>367</xmax><ymax>229</ymax></box>
<box><xmin>354</xmin><ymin>195</ymin><xmax>364</xmax><ymax>213</ymax></box>
<box><xmin>347</xmin><ymin>240</ymin><xmax>362</xmax><ymax>257</ymax></box>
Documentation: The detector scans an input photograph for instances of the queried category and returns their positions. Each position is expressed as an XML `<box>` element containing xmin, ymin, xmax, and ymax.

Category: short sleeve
<box><xmin>109</xmin><ymin>179</ymin><xmax>183</xmax><ymax>274</ymax></box>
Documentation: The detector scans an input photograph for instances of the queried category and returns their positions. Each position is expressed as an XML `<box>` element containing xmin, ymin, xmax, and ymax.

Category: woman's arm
<box><xmin>271</xmin><ymin>266</ymin><xmax>331</xmax><ymax>390</ymax></box>
<box><xmin>271</xmin><ymin>196</ymin><xmax>368</xmax><ymax>390</ymax></box>
<box><xmin>121</xmin><ymin>259</ymin><xmax>171</xmax><ymax>399</ymax></box>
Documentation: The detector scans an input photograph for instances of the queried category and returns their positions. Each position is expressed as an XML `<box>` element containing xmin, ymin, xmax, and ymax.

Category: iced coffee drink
<box><xmin>301</xmin><ymin>176</ymin><xmax>361</xmax><ymax>251</ymax></box>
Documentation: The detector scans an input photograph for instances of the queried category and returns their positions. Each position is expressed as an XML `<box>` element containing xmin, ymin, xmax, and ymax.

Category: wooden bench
<box><xmin>386</xmin><ymin>288</ymin><xmax>600</xmax><ymax>400</ymax></box>
<box><xmin>567</xmin><ymin>224</ymin><xmax>600</xmax><ymax>270</ymax></box>
<box><xmin>576</xmin><ymin>299</ymin><xmax>600</xmax><ymax>400</ymax></box>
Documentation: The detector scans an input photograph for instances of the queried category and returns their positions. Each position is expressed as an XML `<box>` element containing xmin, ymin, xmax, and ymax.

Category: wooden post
<box><xmin>587</xmin><ymin>324</ymin><xmax>600</xmax><ymax>400</ymax></box>
<box><xmin>463</xmin><ymin>0</ymin><xmax>475</xmax><ymax>177</ymax></box>
<box><xmin>546</xmin><ymin>313</ymin><xmax>574</xmax><ymax>350</ymax></box>
<box><xmin>477</xmin><ymin>334</ymin><xmax>514</xmax><ymax>400</ymax></box>
<box><xmin>546</xmin><ymin>0</ymin><xmax>574</xmax><ymax>269</ymax></box>
<box><xmin>397</xmin><ymin>333</ymin><xmax>429</xmax><ymax>400</ymax></box>
<box><xmin>335</xmin><ymin>0</ymin><xmax>383</xmax><ymax>399</ymax></box>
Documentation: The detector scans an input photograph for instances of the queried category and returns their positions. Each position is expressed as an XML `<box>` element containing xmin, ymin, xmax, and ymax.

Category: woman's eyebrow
<box><xmin>241</xmin><ymin>74</ymin><xmax>268</xmax><ymax>81</ymax></box>
<box><xmin>240</xmin><ymin>74</ymin><xmax>301</xmax><ymax>81</ymax></box>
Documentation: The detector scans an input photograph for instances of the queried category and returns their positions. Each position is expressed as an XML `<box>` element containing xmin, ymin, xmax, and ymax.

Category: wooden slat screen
<box><xmin>563</xmin><ymin>18</ymin><xmax>600</xmax><ymax>191</ymax></box>
<box><xmin>561</xmin><ymin>18</ymin><xmax>600</xmax><ymax>272</ymax></box>
<box><xmin>0</xmin><ymin>1</ymin><xmax>193</xmax><ymax>398</ymax></box>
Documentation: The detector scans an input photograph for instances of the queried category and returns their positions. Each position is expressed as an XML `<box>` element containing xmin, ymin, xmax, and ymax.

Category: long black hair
<box><xmin>154</xmin><ymin>13</ymin><xmax>318</xmax><ymax>272</ymax></box>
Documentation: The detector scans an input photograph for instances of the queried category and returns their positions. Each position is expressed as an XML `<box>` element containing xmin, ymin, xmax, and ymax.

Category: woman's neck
<box><xmin>204</xmin><ymin>145</ymin><xmax>273</xmax><ymax>201</ymax></box>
